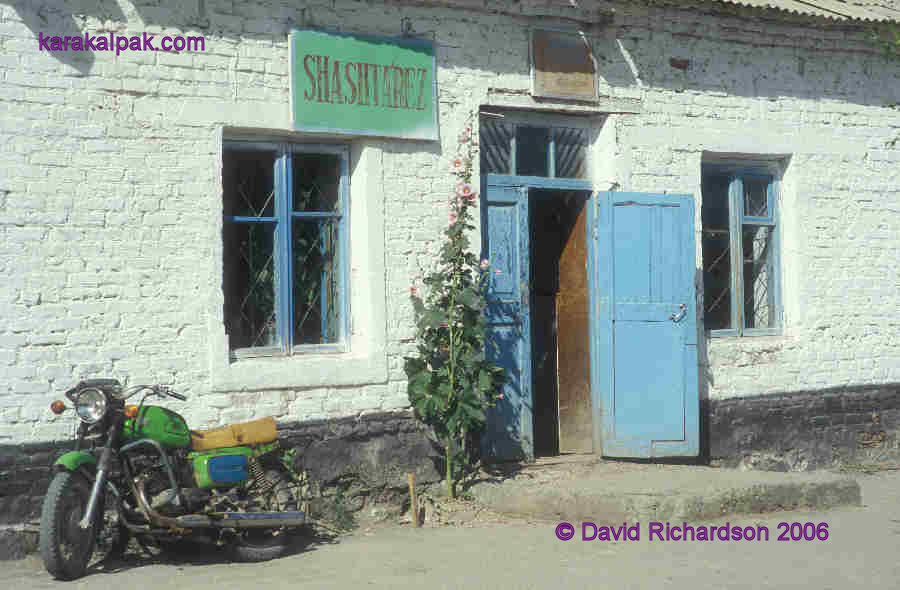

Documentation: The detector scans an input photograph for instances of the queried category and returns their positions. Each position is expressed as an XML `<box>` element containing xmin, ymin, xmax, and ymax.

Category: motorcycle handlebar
<box><xmin>122</xmin><ymin>384</ymin><xmax>188</xmax><ymax>402</ymax></box>
<box><xmin>159</xmin><ymin>387</ymin><xmax>187</xmax><ymax>401</ymax></box>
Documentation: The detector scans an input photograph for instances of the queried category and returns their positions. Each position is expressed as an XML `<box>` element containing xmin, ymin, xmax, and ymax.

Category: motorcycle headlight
<box><xmin>74</xmin><ymin>388</ymin><xmax>107</xmax><ymax>424</ymax></box>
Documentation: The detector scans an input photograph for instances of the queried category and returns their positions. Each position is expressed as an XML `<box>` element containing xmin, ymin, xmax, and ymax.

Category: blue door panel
<box><xmin>481</xmin><ymin>182</ymin><xmax>532</xmax><ymax>461</ymax></box>
<box><xmin>483</xmin><ymin>323</ymin><xmax>531</xmax><ymax>459</ymax></box>
<box><xmin>595</xmin><ymin>192</ymin><xmax>699</xmax><ymax>458</ymax></box>
<box><xmin>613</xmin><ymin>322</ymin><xmax>684</xmax><ymax>441</ymax></box>
<box><xmin>612</xmin><ymin>204</ymin><xmax>652</xmax><ymax>299</ymax></box>
<box><xmin>485</xmin><ymin>203</ymin><xmax>519</xmax><ymax>300</ymax></box>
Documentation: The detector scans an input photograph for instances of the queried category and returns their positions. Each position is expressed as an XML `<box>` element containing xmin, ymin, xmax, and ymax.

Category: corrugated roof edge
<box><xmin>709</xmin><ymin>0</ymin><xmax>900</xmax><ymax>22</ymax></box>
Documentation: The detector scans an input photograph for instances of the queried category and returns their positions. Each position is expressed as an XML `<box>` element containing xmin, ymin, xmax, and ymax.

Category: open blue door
<box><xmin>594</xmin><ymin>192</ymin><xmax>699</xmax><ymax>458</ymax></box>
<box><xmin>481</xmin><ymin>177</ymin><xmax>533</xmax><ymax>461</ymax></box>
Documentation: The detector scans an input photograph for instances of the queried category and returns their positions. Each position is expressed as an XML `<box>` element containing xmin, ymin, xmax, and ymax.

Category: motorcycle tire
<box><xmin>230</xmin><ymin>469</ymin><xmax>297</xmax><ymax>563</ymax></box>
<box><xmin>39</xmin><ymin>471</ymin><xmax>98</xmax><ymax>580</ymax></box>
<box><xmin>230</xmin><ymin>529</ymin><xmax>291</xmax><ymax>563</ymax></box>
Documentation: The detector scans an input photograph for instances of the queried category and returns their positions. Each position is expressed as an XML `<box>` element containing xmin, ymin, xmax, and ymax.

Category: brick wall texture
<box><xmin>0</xmin><ymin>0</ymin><xmax>898</xmax><ymax>446</ymax></box>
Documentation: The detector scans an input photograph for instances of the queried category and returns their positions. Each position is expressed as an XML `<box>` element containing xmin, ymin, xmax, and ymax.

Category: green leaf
<box><xmin>478</xmin><ymin>370</ymin><xmax>492</xmax><ymax>392</ymax></box>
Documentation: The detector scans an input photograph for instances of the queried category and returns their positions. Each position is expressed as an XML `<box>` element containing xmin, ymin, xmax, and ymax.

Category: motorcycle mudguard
<box><xmin>54</xmin><ymin>451</ymin><xmax>97</xmax><ymax>472</ymax></box>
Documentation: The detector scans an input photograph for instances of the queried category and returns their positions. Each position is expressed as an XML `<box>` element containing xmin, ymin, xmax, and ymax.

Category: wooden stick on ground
<box><xmin>408</xmin><ymin>472</ymin><xmax>420</xmax><ymax>528</ymax></box>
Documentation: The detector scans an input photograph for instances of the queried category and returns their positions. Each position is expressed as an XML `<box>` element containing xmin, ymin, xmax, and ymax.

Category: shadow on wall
<box><xmin>4</xmin><ymin>0</ymin><xmax>212</xmax><ymax>75</ymax></box>
<box><xmin>5</xmin><ymin>0</ymin><xmax>899</xmax><ymax>107</ymax></box>
<box><xmin>695</xmin><ymin>265</ymin><xmax>714</xmax><ymax>462</ymax></box>
<box><xmin>4</xmin><ymin>0</ymin><xmax>128</xmax><ymax>74</ymax></box>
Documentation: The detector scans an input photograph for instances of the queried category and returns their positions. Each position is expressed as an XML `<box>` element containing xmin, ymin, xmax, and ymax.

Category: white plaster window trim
<box><xmin>209</xmin><ymin>136</ymin><xmax>388</xmax><ymax>392</ymax></box>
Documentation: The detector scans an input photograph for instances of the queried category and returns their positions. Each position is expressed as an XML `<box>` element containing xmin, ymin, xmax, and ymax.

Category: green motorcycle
<box><xmin>39</xmin><ymin>379</ymin><xmax>306</xmax><ymax>580</ymax></box>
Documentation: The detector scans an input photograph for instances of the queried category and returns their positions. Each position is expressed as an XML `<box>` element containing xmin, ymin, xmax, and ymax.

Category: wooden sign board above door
<box><xmin>530</xmin><ymin>29</ymin><xmax>597</xmax><ymax>102</ymax></box>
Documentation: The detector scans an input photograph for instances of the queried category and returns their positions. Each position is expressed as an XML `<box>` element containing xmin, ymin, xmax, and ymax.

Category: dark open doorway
<box><xmin>530</xmin><ymin>190</ymin><xmax>593</xmax><ymax>457</ymax></box>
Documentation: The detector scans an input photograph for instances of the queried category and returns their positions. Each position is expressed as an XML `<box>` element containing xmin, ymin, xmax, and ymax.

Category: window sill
<box><xmin>230</xmin><ymin>343</ymin><xmax>348</xmax><ymax>360</ymax></box>
<box><xmin>211</xmin><ymin>348</ymin><xmax>387</xmax><ymax>392</ymax></box>
<box><xmin>707</xmin><ymin>329</ymin><xmax>782</xmax><ymax>339</ymax></box>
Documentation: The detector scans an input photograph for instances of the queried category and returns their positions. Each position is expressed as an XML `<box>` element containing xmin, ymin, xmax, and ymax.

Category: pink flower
<box><xmin>456</xmin><ymin>182</ymin><xmax>475</xmax><ymax>198</ymax></box>
<box><xmin>449</xmin><ymin>212</ymin><xmax>457</xmax><ymax>224</ymax></box>
<box><xmin>480</xmin><ymin>259</ymin><xmax>490</xmax><ymax>270</ymax></box>
<box><xmin>410</xmin><ymin>285</ymin><xmax>419</xmax><ymax>297</ymax></box>
<box><xmin>450</xmin><ymin>158</ymin><xmax>464</xmax><ymax>173</ymax></box>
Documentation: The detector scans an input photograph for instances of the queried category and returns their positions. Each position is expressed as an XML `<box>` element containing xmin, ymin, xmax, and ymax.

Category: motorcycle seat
<box><xmin>190</xmin><ymin>416</ymin><xmax>277</xmax><ymax>451</ymax></box>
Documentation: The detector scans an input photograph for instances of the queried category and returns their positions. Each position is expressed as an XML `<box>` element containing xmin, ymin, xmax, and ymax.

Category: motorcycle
<box><xmin>39</xmin><ymin>379</ymin><xmax>306</xmax><ymax>580</ymax></box>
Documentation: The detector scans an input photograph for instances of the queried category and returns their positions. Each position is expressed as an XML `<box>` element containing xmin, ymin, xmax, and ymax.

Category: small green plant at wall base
<box><xmin>404</xmin><ymin>113</ymin><xmax>507</xmax><ymax>499</ymax></box>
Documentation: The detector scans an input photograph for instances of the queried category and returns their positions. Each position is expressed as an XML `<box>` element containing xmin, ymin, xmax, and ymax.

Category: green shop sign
<box><xmin>290</xmin><ymin>29</ymin><xmax>439</xmax><ymax>140</ymax></box>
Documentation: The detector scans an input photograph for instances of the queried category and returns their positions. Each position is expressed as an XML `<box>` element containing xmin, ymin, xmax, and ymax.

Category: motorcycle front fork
<box><xmin>79</xmin><ymin>421</ymin><xmax>121</xmax><ymax>529</ymax></box>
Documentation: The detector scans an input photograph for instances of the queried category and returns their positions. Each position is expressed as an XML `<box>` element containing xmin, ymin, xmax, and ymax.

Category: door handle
<box><xmin>669</xmin><ymin>304</ymin><xmax>687</xmax><ymax>323</ymax></box>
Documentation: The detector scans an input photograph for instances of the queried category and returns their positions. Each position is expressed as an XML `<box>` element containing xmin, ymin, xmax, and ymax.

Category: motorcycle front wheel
<box><xmin>39</xmin><ymin>471</ymin><xmax>97</xmax><ymax>580</ymax></box>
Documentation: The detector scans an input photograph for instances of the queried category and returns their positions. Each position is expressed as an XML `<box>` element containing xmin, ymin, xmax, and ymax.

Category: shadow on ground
<box><xmin>82</xmin><ymin>526</ymin><xmax>339</xmax><ymax>578</ymax></box>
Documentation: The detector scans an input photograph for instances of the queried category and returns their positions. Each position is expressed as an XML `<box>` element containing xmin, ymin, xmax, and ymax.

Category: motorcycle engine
<box><xmin>129</xmin><ymin>453</ymin><xmax>183</xmax><ymax>514</ymax></box>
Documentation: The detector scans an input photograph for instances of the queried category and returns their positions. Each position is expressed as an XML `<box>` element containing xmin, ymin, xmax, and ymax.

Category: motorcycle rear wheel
<box><xmin>39</xmin><ymin>471</ymin><xmax>97</xmax><ymax>580</ymax></box>
<box><xmin>230</xmin><ymin>469</ymin><xmax>297</xmax><ymax>563</ymax></box>
<box><xmin>230</xmin><ymin>528</ymin><xmax>291</xmax><ymax>563</ymax></box>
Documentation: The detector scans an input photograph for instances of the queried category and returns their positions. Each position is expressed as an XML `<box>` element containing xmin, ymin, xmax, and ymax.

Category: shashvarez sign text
<box><xmin>290</xmin><ymin>29</ymin><xmax>438</xmax><ymax>140</ymax></box>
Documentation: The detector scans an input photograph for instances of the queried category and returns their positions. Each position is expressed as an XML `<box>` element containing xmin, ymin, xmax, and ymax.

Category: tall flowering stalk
<box><xmin>404</xmin><ymin>114</ymin><xmax>506</xmax><ymax>499</ymax></box>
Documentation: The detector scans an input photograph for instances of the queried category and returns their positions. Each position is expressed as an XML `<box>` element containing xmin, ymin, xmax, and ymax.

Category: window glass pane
<box><xmin>743</xmin><ymin>225</ymin><xmax>775</xmax><ymax>329</ymax></box>
<box><xmin>515</xmin><ymin>126</ymin><xmax>550</xmax><ymax>176</ymax></box>
<box><xmin>743</xmin><ymin>177</ymin><xmax>769</xmax><ymax>218</ymax></box>
<box><xmin>553</xmin><ymin>127</ymin><xmax>588</xmax><ymax>179</ymax></box>
<box><xmin>701</xmin><ymin>173</ymin><xmax>732</xmax><ymax>330</ymax></box>
<box><xmin>223</xmin><ymin>221</ymin><xmax>278</xmax><ymax>349</ymax></box>
<box><xmin>292</xmin><ymin>218</ymin><xmax>341</xmax><ymax>345</ymax></box>
<box><xmin>223</xmin><ymin>150</ymin><xmax>276</xmax><ymax>218</ymax></box>
<box><xmin>292</xmin><ymin>153</ymin><xmax>341</xmax><ymax>213</ymax></box>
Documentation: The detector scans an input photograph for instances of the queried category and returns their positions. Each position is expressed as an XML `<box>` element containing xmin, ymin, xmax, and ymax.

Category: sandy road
<box><xmin>3</xmin><ymin>471</ymin><xmax>898</xmax><ymax>590</ymax></box>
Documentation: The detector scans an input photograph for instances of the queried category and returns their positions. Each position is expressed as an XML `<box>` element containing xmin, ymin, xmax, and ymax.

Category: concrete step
<box><xmin>468</xmin><ymin>459</ymin><xmax>861</xmax><ymax>524</ymax></box>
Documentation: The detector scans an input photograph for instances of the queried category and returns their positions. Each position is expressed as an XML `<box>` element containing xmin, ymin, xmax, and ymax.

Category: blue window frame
<box><xmin>701</xmin><ymin>165</ymin><xmax>780</xmax><ymax>337</ymax></box>
<box><xmin>222</xmin><ymin>141</ymin><xmax>349</xmax><ymax>357</ymax></box>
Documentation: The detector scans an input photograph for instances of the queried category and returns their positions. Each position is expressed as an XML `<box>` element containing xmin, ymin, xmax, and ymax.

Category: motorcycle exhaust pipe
<box><xmin>176</xmin><ymin>512</ymin><xmax>307</xmax><ymax>529</ymax></box>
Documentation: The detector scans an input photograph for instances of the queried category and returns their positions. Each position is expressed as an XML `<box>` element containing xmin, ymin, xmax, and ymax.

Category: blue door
<box><xmin>593</xmin><ymin>192</ymin><xmax>699</xmax><ymax>458</ymax></box>
<box><xmin>481</xmin><ymin>179</ymin><xmax>533</xmax><ymax>460</ymax></box>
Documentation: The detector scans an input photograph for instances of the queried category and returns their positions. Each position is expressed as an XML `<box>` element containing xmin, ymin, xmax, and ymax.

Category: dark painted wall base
<box><xmin>0</xmin><ymin>441</ymin><xmax>62</xmax><ymax>526</ymax></box>
<box><xmin>707</xmin><ymin>383</ymin><xmax>900</xmax><ymax>471</ymax></box>
<box><xmin>279</xmin><ymin>410</ymin><xmax>442</xmax><ymax>505</ymax></box>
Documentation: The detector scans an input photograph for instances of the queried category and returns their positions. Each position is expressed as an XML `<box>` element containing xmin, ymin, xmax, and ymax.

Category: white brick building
<box><xmin>1</xmin><ymin>0</ymin><xmax>899</xmax><ymax>503</ymax></box>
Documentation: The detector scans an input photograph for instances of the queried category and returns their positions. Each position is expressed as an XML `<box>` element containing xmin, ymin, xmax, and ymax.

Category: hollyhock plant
<box><xmin>456</xmin><ymin>182</ymin><xmax>475</xmax><ymax>199</ymax></box>
<box><xmin>404</xmin><ymin>111</ymin><xmax>506</xmax><ymax>499</ymax></box>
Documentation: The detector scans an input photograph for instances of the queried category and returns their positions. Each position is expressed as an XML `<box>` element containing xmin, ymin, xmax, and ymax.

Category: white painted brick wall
<box><xmin>0</xmin><ymin>0</ymin><xmax>898</xmax><ymax>442</ymax></box>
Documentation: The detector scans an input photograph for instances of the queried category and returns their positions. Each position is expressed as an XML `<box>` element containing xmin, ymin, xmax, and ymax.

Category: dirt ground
<box><xmin>4</xmin><ymin>469</ymin><xmax>899</xmax><ymax>589</ymax></box>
